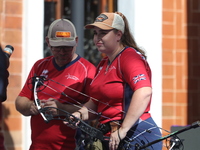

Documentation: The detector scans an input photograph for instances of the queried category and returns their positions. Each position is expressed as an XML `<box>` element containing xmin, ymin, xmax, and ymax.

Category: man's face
<box><xmin>51</xmin><ymin>46</ymin><xmax>75</xmax><ymax>67</ymax></box>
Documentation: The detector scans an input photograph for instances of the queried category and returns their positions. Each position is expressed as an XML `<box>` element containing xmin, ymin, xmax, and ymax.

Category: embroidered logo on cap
<box><xmin>56</xmin><ymin>31</ymin><xmax>71</xmax><ymax>38</ymax></box>
<box><xmin>95</xmin><ymin>14</ymin><xmax>108</xmax><ymax>22</ymax></box>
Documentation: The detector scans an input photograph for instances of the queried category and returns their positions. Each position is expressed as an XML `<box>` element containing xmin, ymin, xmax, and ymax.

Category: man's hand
<box><xmin>30</xmin><ymin>102</ymin><xmax>39</xmax><ymax>115</ymax></box>
<box><xmin>41</xmin><ymin>98</ymin><xmax>58</xmax><ymax>115</ymax></box>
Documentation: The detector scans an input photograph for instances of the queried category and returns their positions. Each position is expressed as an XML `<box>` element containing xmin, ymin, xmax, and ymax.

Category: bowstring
<box><xmin>38</xmin><ymin>82</ymin><xmax>123</xmax><ymax>122</ymax></box>
<box><xmin>48</xmin><ymin>78</ymin><xmax>127</xmax><ymax>114</ymax></box>
<box><xmin>34</xmin><ymin>76</ymin><xmax>173</xmax><ymax>148</ymax></box>
<box><xmin>47</xmin><ymin>78</ymin><xmax>171</xmax><ymax>131</ymax></box>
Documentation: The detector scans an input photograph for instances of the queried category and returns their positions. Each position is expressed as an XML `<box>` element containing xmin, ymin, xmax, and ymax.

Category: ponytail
<box><xmin>115</xmin><ymin>12</ymin><xmax>147</xmax><ymax>59</ymax></box>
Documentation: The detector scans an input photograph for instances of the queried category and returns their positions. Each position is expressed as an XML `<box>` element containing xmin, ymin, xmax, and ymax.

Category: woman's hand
<box><xmin>109</xmin><ymin>128</ymin><xmax>126</xmax><ymax>150</ymax></box>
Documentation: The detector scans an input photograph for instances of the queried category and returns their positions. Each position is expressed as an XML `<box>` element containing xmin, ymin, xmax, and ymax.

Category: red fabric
<box><xmin>19</xmin><ymin>56</ymin><xmax>96</xmax><ymax>150</ymax></box>
<box><xmin>90</xmin><ymin>47</ymin><xmax>152</xmax><ymax>124</ymax></box>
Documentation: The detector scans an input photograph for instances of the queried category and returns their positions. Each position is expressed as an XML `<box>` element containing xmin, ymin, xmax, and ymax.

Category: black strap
<box><xmin>98</xmin><ymin>120</ymin><xmax>123</xmax><ymax>135</ymax></box>
<box><xmin>98</xmin><ymin>122</ymin><xmax>111</xmax><ymax>134</ymax></box>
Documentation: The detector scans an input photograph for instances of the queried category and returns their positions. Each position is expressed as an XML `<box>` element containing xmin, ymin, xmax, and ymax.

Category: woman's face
<box><xmin>93</xmin><ymin>27</ymin><xmax>121</xmax><ymax>54</ymax></box>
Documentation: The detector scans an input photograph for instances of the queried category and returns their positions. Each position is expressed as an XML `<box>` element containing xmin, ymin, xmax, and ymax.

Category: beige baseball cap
<box><xmin>47</xmin><ymin>19</ymin><xmax>77</xmax><ymax>47</ymax></box>
<box><xmin>85</xmin><ymin>12</ymin><xmax>125</xmax><ymax>33</ymax></box>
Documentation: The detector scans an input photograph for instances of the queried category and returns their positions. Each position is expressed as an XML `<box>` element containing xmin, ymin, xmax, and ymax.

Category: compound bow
<box><xmin>32</xmin><ymin>76</ymin><xmax>200</xmax><ymax>150</ymax></box>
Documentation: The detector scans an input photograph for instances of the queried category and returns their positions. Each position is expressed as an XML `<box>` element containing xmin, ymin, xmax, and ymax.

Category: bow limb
<box><xmin>33</xmin><ymin>76</ymin><xmax>48</xmax><ymax>122</ymax></box>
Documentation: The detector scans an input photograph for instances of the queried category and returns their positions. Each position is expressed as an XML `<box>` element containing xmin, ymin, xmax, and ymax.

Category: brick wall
<box><xmin>162</xmin><ymin>0</ymin><xmax>200</xmax><ymax>148</ymax></box>
<box><xmin>0</xmin><ymin>0</ymin><xmax>23</xmax><ymax>150</ymax></box>
<box><xmin>162</xmin><ymin>0</ymin><xmax>188</xmax><ymax>130</ymax></box>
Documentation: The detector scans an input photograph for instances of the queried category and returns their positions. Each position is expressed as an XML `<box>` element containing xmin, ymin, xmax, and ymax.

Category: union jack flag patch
<box><xmin>133</xmin><ymin>74</ymin><xmax>146</xmax><ymax>84</ymax></box>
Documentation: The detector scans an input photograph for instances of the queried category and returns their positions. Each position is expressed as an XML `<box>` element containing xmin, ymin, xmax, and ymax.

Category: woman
<box><xmin>72</xmin><ymin>12</ymin><xmax>162</xmax><ymax>150</ymax></box>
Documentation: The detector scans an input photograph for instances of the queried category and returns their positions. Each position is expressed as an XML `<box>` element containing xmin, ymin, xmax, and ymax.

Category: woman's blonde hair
<box><xmin>115</xmin><ymin>12</ymin><xmax>146</xmax><ymax>59</ymax></box>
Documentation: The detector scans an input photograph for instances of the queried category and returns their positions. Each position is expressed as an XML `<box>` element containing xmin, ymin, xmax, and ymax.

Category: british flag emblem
<box><xmin>133</xmin><ymin>74</ymin><xmax>146</xmax><ymax>84</ymax></box>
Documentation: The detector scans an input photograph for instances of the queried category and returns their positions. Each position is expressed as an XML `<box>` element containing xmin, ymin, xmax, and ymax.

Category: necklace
<box><xmin>105</xmin><ymin>47</ymin><xmax>125</xmax><ymax>74</ymax></box>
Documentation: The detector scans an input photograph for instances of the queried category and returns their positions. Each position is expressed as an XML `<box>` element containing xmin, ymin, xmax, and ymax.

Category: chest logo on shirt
<box><xmin>40</xmin><ymin>69</ymin><xmax>49</xmax><ymax>78</ymax></box>
<box><xmin>106</xmin><ymin>66</ymin><xmax>116</xmax><ymax>73</ymax></box>
<box><xmin>98</xmin><ymin>67</ymin><xmax>103</xmax><ymax>73</ymax></box>
<box><xmin>132</xmin><ymin>74</ymin><xmax>146</xmax><ymax>84</ymax></box>
<box><xmin>65</xmin><ymin>73</ymin><xmax>79</xmax><ymax>81</ymax></box>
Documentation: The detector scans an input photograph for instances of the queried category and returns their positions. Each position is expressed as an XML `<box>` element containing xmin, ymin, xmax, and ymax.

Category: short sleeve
<box><xmin>120</xmin><ymin>49</ymin><xmax>152</xmax><ymax>91</ymax></box>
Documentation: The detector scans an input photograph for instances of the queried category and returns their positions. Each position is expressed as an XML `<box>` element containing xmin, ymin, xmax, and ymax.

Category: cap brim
<box><xmin>85</xmin><ymin>22</ymin><xmax>113</xmax><ymax>30</ymax></box>
<box><xmin>49</xmin><ymin>39</ymin><xmax>76</xmax><ymax>47</ymax></box>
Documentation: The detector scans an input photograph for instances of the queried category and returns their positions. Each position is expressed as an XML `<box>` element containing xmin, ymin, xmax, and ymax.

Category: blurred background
<box><xmin>0</xmin><ymin>0</ymin><xmax>200</xmax><ymax>149</ymax></box>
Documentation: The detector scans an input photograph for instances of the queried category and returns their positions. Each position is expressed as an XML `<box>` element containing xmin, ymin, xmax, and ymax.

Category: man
<box><xmin>15</xmin><ymin>19</ymin><xmax>96</xmax><ymax>150</ymax></box>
